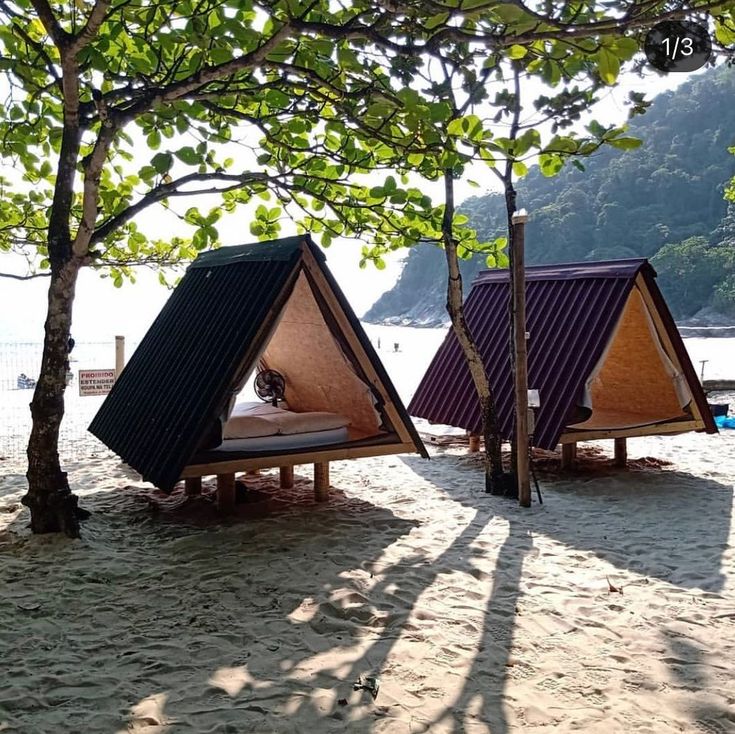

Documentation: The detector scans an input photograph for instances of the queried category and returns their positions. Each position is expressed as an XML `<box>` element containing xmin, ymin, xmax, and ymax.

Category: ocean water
<box><xmin>1</xmin><ymin>328</ymin><xmax>733</xmax><ymax>461</ymax></box>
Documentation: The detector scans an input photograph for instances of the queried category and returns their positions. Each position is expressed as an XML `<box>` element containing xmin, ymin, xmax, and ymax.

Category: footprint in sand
<box><xmin>536</xmin><ymin>676</ymin><xmax>562</xmax><ymax>691</ymax></box>
<box><xmin>507</xmin><ymin>662</ymin><xmax>535</xmax><ymax>680</ymax></box>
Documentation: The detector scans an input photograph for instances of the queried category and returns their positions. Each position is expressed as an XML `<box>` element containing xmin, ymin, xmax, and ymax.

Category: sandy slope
<box><xmin>0</xmin><ymin>430</ymin><xmax>733</xmax><ymax>734</ymax></box>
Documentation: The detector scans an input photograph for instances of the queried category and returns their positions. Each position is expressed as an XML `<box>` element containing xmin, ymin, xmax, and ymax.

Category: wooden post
<box><xmin>468</xmin><ymin>434</ymin><xmax>481</xmax><ymax>453</ymax></box>
<box><xmin>314</xmin><ymin>462</ymin><xmax>329</xmax><ymax>502</ymax></box>
<box><xmin>115</xmin><ymin>335</ymin><xmax>125</xmax><ymax>379</ymax></box>
<box><xmin>216</xmin><ymin>473</ymin><xmax>236</xmax><ymax>513</ymax></box>
<box><xmin>184</xmin><ymin>477</ymin><xmax>202</xmax><ymax>497</ymax></box>
<box><xmin>280</xmin><ymin>466</ymin><xmax>294</xmax><ymax>489</ymax></box>
<box><xmin>561</xmin><ymin>442</ymin><xmax>576</xmax><ymax>470</ymax></box>
<box><xmin>614</xmin><ymin>438</ymin><xmax>627</xmax><ymax>468</ymax></box>
<box><xmin>511</xmin><ymin>211</ymin><xmax>531</xmax><ymax>507</ymax></box>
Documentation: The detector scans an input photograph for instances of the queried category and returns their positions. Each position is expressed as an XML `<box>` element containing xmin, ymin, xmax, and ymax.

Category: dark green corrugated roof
<box><xmin>89</xmin><ymin>252</ymin><xmax>300</xmax><ymax>490</ymax></box>
<box><xmin>190</xmin><ymin>235</ymin><xmax>324</xmax><ymax>269</ymax></box>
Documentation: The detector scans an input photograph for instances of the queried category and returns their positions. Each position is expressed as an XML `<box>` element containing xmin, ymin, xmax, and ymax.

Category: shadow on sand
<box><xmin>403</xmin><ymin>450</ymin><xmax>733</xmax><ymax>593</ymax></box>
<box><xmin>1</xmin><ymin>448</ymin><xmax>732</xmax><ymax>733</ymax></box>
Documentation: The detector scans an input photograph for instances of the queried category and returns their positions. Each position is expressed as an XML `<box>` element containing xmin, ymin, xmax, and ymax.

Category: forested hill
<box><xmin>365</xmin><ymin>66</ymin><xmax>735</xmax><ymax>326</ymax></box>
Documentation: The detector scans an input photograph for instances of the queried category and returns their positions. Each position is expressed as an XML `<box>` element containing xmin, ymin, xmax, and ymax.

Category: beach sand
<box><xmin>1</xmin><ymin>428</ymin><xmax>733</xmax><ymax>733</ymax></box>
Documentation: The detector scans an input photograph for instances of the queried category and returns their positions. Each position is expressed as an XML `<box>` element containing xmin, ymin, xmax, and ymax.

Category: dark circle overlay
<box><xmin>644</xmin><ymin>21</ymin><xmax>711</xmax><ymax>73</ymax></box>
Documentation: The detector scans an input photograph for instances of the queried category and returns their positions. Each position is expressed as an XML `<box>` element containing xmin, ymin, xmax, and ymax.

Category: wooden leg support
<box><xmin>468</xmin><ymin>434</ymin><xmax>481</xmax><ymax>453</ymax></box>
<box><xmin>614</xmin><ymin>437</ymin><xmax>627</xmax><ymax>468</ymax></box>
<box><xmin>280</xmin><ymin>466</ymin><xmax>294</xmax><ymax>489</ymax></box>
<box><xmin>216</xmin><ymin>473</ymin><xmax>236</xmax><ymax>513</ymax></box>
<box><xmin>561</xmin><ymin>442</ymin><xmax>577</xmax><ymax>470</ymax></box>
<box><xmin>314</xmin><ymin>462</ymin><xmax>330</xmax><ymax>502</ymax></box>
<box><xmin>184</xmin><ymin>477</ymin><xmax>202</xmax><ymax>497</ymax></box>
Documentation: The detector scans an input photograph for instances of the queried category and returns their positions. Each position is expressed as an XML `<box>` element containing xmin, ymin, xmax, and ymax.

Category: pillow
<box><xmin>223</xmin><ymin>414</ymin><xmax>279</xmax><ymax>439</ymax></box>
<box><xmin>268</xmin><ymin>411</ymin><xmax>350</xmax><ymax>436</ymax></box>
<box><xmin>229</xmin><ymin>401</ymin><xmax>289</xmax><ymax>418</ymax></box>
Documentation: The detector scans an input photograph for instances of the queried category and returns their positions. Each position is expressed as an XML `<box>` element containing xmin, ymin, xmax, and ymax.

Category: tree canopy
<box><xmin>1</xmin><ymin>0</ymin><xmax>733</xmax><ymax>285</ymax></box>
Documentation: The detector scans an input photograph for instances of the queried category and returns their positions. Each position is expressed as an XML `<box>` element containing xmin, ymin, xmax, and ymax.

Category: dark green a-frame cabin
<box><xmin>90</xmin><ymin>235</ymin><xmax>426</xmax><ymax>510</ymax></box>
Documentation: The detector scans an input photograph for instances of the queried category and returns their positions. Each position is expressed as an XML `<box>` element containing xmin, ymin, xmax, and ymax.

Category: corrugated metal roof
<box><xmin>475</xmin><ymin>258</ymin><xmax>650</xmax><ymax>283</ymax></box>
<box><xmin>89</xmin><ymin>235</ymin><xmax>425</xmax><ymax>490</ymax></box>
<box><xmin>408</xmin><ymin>258</ymin><xmax>714</xmax><ymax>449</ymax></box>
<box><xmin>191</xmin><ymin>236</ymin><xmax>319</xmax><ymax>268</ymax></box>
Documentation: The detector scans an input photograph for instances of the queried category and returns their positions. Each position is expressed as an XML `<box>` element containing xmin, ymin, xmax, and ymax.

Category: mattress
<box><xmin>223</xmin><ymin>401</ymin><xmax>350</xmax><ymax>439</ymax></box>
<box><xmin>214</xmin><ymin>426</ymin><xmax>350</xmax><ymax>453</ymax></box>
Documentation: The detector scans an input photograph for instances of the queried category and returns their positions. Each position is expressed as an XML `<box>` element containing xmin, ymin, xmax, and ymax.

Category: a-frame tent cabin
<box><xmin>90</xmin><ymin>235</ymin><xmax>427</xmax><ymax>509</ymax></box>
<box><xmin>409</xmin><ymin>259</ymin><xmax>716</xmax><ymax>463</ymax></box>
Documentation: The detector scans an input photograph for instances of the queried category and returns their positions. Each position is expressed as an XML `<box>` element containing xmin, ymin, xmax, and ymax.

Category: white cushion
<box><xmin>225</xmin><ymin>401</ymin><xmax>349</xmax><ymax>437</ymax></box>
<box><xmin>223</xmin><ymin>414</ymin><xmax>278</xmax><ymax>439</ymax></box>
<box><xmin>266</xmin><ymin>411</ymin><xmax>350</xmax><ymax>435</ymax></box>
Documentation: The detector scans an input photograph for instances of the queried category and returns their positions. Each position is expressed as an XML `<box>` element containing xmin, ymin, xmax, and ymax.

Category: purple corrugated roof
<box><xmin>475</xmin><ymin>258</ymin><xmax>650</xmax><ymax>283</ymax></box>
<box><xmin>408</xmin><ymin>258</ymin><xmax>713</xmax><ymax>449</ymax></box>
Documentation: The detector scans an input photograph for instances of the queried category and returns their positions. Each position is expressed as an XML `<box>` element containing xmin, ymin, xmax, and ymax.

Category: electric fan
<box><xmin>254</xmin><ymin>369</ymin><xmax>286</xmax><ymax>407</ymax></box>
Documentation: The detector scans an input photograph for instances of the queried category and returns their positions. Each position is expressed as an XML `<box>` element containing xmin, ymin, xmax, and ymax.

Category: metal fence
<box><xmin>0</xmin><ymin>340</ymin><xmax>126</xmax><ymax>464</ymax></box>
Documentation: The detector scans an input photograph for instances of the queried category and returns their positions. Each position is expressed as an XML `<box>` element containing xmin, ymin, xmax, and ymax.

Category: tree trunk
<box><xmin>441</xmin><ymin>170</ymin><xmax>504</xmax><ymax>490</ymax></box>
<box><xmin>22</xmin><ymin>259</ymin><xmax>86</xmax><ymax>537</ymax></box>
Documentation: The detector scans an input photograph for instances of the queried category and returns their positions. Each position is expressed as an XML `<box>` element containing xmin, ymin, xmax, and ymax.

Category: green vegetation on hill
<box><xmin>365</xmin><ymin>67</ymin><xmax>735</xmax><ymax>325</ymax></box>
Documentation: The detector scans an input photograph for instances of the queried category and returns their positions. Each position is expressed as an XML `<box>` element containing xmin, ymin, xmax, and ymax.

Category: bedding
<box><xmin>214</xmin><ymin>426</ymin><xmax>350</xmax><ymax>452</ymax></box>
<box><xmin>223</xmin><ymin>401</ymin><xmax>350</xmax><ymax>441</ymax></box>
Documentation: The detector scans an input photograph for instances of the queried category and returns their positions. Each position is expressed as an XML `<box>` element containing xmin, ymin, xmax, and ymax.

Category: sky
<box><xmin>0</xmin><ymin>67</ymin><xmax>704</xmax><ymax>345</ymax></box>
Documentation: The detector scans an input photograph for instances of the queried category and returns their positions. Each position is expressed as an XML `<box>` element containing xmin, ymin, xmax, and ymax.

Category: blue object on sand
<box><xmin>714</xmin><ymin>414</ymin><xmax>735</xmax><ymax>429</ymax></box>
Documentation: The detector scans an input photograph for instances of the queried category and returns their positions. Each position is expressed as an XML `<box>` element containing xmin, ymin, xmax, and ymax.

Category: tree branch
<box><xmin>69</xmin><ymin>0</ymin><xmax>111</xmax><ymax>56</ymax></box>
<box><xmin>0</xmin><ymin>271</ymin><xmax>51</xmax><ymax>280</ymax></box>
<box><xmin>89</xmin><ymin>170</ymin><xmax>275</xmax><ymax>245</ymax></box>
<box><xmin>114</xmin><ymin>19</ymin><xmax>295</xmax><ymax>122</ymax></box>
<box><xmin>28</xmin><ymin>0</ymin><xmax>70</xmax><ymax>50</ymax></box>
<box><xmin>73</xmin><ymin>124</ymin><xmax>117</xmax><ymax>256</ymax></box>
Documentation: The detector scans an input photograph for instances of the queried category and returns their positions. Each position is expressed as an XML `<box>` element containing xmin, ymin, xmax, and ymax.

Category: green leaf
<box><xmin>508</xmin><ymin>45</ymin><xmax>527</xmax><ymax>60</ymax></box>
<box><xmin>425</xmin><ymin>13</ymin><xmax>449</xmax><ymax>29</ymax></box>
<box><xmin>266</xmin><ymin>89</ymin><xmax>290</xmax><ymax>108</ymax></box>
<box><xmin>146</xmin><ymin>129</ymin><xmax>161</xmax><ymax>149</ymax></box>
<box><xmin>175</xmin><ymin>146</ymin><xmax>199</xmax><ymax>165</ymax></box>
<box><xmin>611</xmin><ymin>36</ymin><xmax>639</xmax><ymax>60</ymax></box>
<box><xmin>715</xmin><ymin>19</ymin><xmax>735</xmax><ymax>46</ymax></box>
<box><xmin>539</xmin><ymin>153</ymin><xmax>564</xmax><ymax>177</ymax></box>
<box><xmin>151</xmin><ymin>152</ymin><xmax>173</xmax><ymax>174</ymax></box>
<box><xmin>492</xmin><ymin>4</ymin><xmax>523</xmax><ymax>23</ymax></box>
<box><xmin>512</xmin><ymin>161</ymin><xmax>528</xmax><ymax>177</ymax></box>
<box><xmin>608</xmin><ymin>136</ymin><xmax>642</xmax><ymax>150</ymax></box>
<box><xmin>597</xmin><ymin>48</ymin><xmax>620</xmax><ymax>85</ymax></box>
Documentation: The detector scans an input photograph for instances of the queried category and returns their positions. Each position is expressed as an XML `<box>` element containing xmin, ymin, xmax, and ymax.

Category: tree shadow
<box><xmin>0</xmin><ymin>463</ymin><xmax>423</xmax><ymax>732</ymax></box>
<box><xmin>662</xmin><ymin>633</ymin><xmax>735</xmax><ymax>733</ymax></box>
<box><xmin>424</xmin><ymin>521</ymin><xmax>533</xmax><ymax>734</ymax></box>
<box><xmin>3</xmin><ymin>448</ymin><xmax>730</xmax><ymax>733</ymax></box>
<box><xmin>0</xmin><ymin>459</ymin><xmax>532</xmax><ymax>733</ymax></box>
<box><xmin>257</xmin><ymin>476</ymin><xmax>533</xmax><ymax>732</ymax></box>
<box><xmin>402</xmin><ymin>450</ymin><xmax>733</xmax><ymax>592</ymax></box>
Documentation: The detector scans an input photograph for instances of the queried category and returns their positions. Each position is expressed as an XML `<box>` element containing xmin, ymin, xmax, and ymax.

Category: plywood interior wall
<box><xmin>570</xmin><ymin>287</ymin><xmax>689</xmax><ymax>431</ymax></box>
<box><xmin>262</xmin><ymin>271</ymin><xmax>383</xmax><ymax>435</ymax></box>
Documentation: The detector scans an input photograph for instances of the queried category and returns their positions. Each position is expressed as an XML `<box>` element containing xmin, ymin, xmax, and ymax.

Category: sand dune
<box><xmin>0</xmin><ymin>429</ymin><xmax>733</xmax><ymax>733</ymax></box>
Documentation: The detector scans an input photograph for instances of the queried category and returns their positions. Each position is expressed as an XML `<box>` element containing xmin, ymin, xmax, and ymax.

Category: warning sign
<box><xmin>79</xmin><ymin>369</ymin><xmax>116</xmax><ymax>396</ymax></box>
